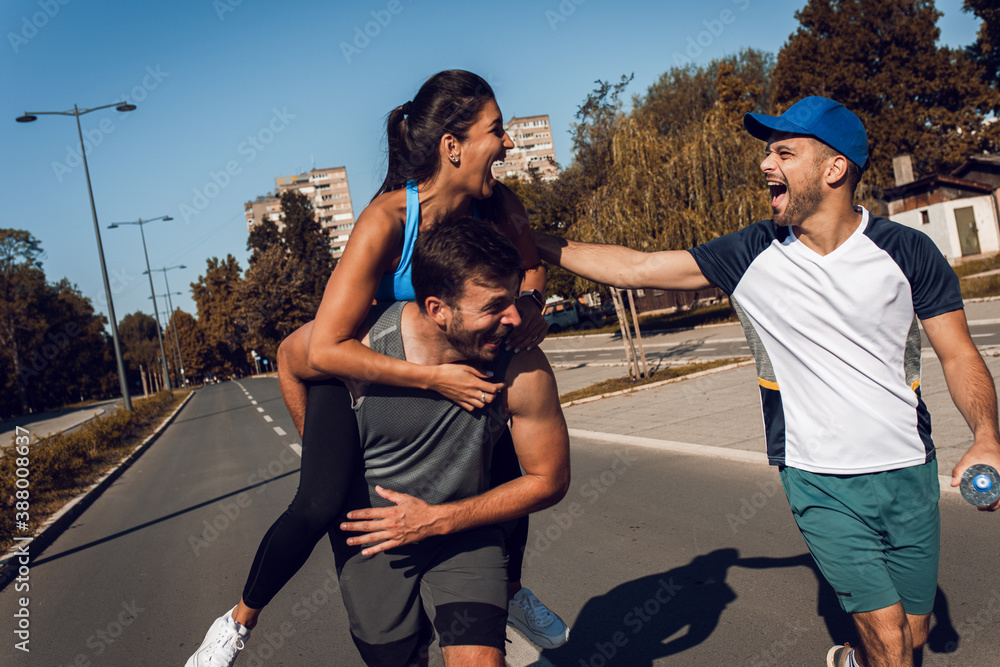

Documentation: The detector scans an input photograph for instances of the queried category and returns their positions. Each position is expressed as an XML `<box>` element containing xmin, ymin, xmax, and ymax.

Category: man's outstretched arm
<box><xmin>531</xmin><ymin>230</ymin><xmax>713</xmax><ymax>291</ymax></box>
<box><xmin>923</xmin><ymin>309</ymin><xmax>1000</xmax><ymax>511</ymax></box>
<box><xmin>340</xmin><ymin>348</ymin><xmax>570</xmax><ymax>555</ymax></box>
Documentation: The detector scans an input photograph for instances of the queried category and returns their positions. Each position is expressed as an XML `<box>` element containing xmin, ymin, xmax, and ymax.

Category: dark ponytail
<box><xmin>374</xmin><ymin>70</ymin><xmax>496</xmax><ymax>200</ymax></box>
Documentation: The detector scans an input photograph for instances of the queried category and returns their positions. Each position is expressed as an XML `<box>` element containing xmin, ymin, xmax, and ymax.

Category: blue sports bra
<box><xmin>374</xmin><ymin>180</ymin><xmax>483</xmax><ymax>302</ymax></box>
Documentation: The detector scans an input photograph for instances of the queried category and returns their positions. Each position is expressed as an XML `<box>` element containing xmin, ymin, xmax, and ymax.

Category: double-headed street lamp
<box><xmin>108</xmin><ymin>215</ymin><xmax>174</xmax><ymax>390</ymax></box>
<box><xmin>149</xmin><ymin>283</ymin><xmax>186</xmax><ymax>387</ymax></box>
<box><xmin>16</xmin><ymin>101</ymin><xmax>137</xmax><ymax>411</ymax></box>
<box><xmin>148</xmin><ymin>265</ymin><xmax>187</xmax><ymax>386</ymax></box>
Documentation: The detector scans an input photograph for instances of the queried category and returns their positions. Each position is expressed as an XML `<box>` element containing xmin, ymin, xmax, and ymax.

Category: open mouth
<box><xmin>483</xmin><ymin>326</ymin><xmax>512</xmax><ymax>347</ymax></box>
<box><xmin>768</xmin><ymin>181</ymin><xmax>787</xmax><ymax>209</ymax></box>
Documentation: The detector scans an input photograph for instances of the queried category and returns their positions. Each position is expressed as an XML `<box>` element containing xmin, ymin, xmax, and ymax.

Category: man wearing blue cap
<box><xmin>533</xmin><ymin>96</ymin><xmax>1000</xmax><ymax>667</ymax></box>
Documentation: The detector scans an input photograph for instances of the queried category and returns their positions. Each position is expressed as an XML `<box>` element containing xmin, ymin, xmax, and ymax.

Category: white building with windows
<box><xmin>884</xmin><ymin>155</ymin><xmax>1000</xmax><ymax>264</ymax></box>
<box><xmin>491</xmin><ymin>114</ymin><xmax>558</xmax><ymax>182</ymax></box>
<box><xmin>245</xmin><ymin>166</ymin><xmax>356</xmax><ymax>259</ymax></box>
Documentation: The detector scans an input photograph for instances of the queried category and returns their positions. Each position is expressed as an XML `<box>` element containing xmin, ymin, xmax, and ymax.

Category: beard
<box><xmin>773</xmin><ymin>172</ymin><xmax>823</xmax><ymax>227</ymax></box>
<box><xmin>445</xmin><ymin>311</ymin><xmax>511</xmax><ymax>365</ymax></box>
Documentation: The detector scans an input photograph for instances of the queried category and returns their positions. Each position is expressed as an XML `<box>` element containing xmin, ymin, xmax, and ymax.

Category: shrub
<box><xmin>0</xmin><ymin>391</ymin><xmax>184</xmax><ymax>550</ymax></box>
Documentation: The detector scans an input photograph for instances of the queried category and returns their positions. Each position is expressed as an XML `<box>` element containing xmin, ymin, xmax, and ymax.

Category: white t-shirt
<box><xmin>689</xmin><ymin>207</ymin><xmax>963</xmax><ymax>474</ymax></box>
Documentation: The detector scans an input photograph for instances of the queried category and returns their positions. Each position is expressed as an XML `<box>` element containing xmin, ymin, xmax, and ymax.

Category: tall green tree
<box><xmin>165</xmin><ymin>308</ymin><xmax>202</xmax><ymax>384</ymax></box>
<box><xmin>773</xmin><ymin>0</ymin><xmax>1000</xmax><ymax>190</ymax></box>
<box><xmin>635</xmin><ymin>49</ymin><xmax>775</xmax><ymax>136</ymax></box>
<box><xmin>0</xmin><ymin>229</ymin><xmax>46</xmax><ymax>415</ymax></box>
<box><xmin>276</xmin><ymin>190</ymin><xmax>335</xmax><ymax>298</ymax></box>
<box><xmin>238</xmin><ymin>190</ymin><xmax>336</xmax><ymax>363</ymax></box>
<box><xmin>191</xmin><ymin>254</ymin><xmax>247</xmax><ymax>377</ymax></box>
<box><xmin>965</xmin><ymin>0</ymin><xmax>1000</xmax><ymax>99</ymax></box>
<box><xmin>119</xmin><ymin>312</ymin><xmax>161</xmax><ymax>392</ymax></box>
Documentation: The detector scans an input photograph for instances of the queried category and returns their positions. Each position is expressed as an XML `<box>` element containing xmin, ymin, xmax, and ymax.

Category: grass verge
<box><xmin>559</xmin><ymin>357</ymin><xmax>749</xmax><ymax>404</ymax></box>
<box><xmin>952</xmin><ymin>255</ymin><xmax>1000</xmax><ymax>300</ymax></box>
<box><xmin>0</xmin><ymin>390</ymin><xmax>189</xmax><ymax>553</ymax></box>
<box><xmin>551</xmin><ymin>301</ymin><xmax>738</xmax><ymax>337</ymax></box>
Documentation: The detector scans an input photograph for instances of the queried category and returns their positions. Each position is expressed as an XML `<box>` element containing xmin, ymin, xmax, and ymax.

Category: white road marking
<box><xmin>251</xmin><ymin>400</ymin><xmax>258</xmax><ymax>405</ymax></box>
<box><xmin>289</xmin><ymin>443</ymin><xmax>302</xmax><ymax>457</ymax></box>
<box><xmin>263</xmin><ymin>415</ymin><xmax>273</xmax><ymax>423</ymax></box>
<box><xmin>273</xmin><ymin>426</ymin><xmax>286</xmax><ymax>436</ymax></box>
<box><xmin>256</xmin><ymin>407</ymin><xmax>264</xmax><ymax>412</ymax></box>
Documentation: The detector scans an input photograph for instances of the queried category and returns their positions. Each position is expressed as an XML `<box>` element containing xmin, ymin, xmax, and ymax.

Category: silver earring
<box><xmin>450</xmin><ymin>155</ymin><xmax>459</xmax><ymax>163</ymax></box>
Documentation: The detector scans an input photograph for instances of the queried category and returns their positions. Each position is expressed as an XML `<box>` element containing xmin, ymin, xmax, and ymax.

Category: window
<box><xmin>920</xmin><ymin>210</ymin><xmax>930</xmax><ymax>225</ymax></box>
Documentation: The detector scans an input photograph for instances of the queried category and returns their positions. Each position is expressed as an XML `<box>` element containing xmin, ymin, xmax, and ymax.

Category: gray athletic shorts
<box><xmin>336</xmin><ymin>526</ymin><xmax>508</xmax><ymax>666</ymax></box>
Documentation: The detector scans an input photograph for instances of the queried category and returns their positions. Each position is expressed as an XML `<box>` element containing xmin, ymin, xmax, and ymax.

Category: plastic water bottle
<box><xmin>960</xmin><ymin>464</ymin><xmax>1000</xmax><ymax>507</ymax></box>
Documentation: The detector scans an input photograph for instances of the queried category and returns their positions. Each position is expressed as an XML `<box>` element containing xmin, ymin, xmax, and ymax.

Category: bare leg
<box><xmin>442</xmin><ymin>645</ymin><xmax>504</xmax><ymax>667</ymax></box>
<box><xmin>852</xmin><ymin>602</ymin><xmax>915</xmax><ymax>667</ymax></box>
<box><xmin>232</xmin><ymin>598</ymin><xmax>261</xmax><ymax>630</ymax></box>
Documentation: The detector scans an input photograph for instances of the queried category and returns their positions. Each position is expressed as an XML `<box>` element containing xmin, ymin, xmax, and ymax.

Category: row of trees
<box><xmin>0</xmin><ymin>189</ymin><xmax>332</xmax><ymax>419</ymax></box>
<box><xmin>511</xmin><ymin>0</ymin><xmax>1000</xmax><ymax>301</ymax></box>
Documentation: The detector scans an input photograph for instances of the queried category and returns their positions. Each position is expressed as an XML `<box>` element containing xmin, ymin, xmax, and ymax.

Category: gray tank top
<box><xmin>354</xmin><ymin>302</ymin><xmax>514</xmax><ymax>507</ymax></box>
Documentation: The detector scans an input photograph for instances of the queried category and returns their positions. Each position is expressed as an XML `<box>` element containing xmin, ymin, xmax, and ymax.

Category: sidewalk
<box><xmin>557</xmin><ymin>348</ymin><xmax>1000</xmax><ymax>482</ymax></box>
<box><xmin>0</xmin><ymin>398</ymin><xmax>123</xmax><ymax>448</ymax></box>
<box><xmin>551</xmin><ymin>298</ymin><xmax>1000</xmax><ymax>479</ymax></box>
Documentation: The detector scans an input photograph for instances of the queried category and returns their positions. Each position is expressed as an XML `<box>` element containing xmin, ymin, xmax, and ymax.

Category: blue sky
<box><xmin>1</xmin><ymin>0</ymin><xmax>983</xmax><ymax>325</ymax></box>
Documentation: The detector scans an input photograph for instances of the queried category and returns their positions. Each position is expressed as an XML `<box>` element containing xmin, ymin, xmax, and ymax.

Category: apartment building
<box><xmin>491</xmin><ymin>114</ymin><xmax>558</xmax><ymax>182</ymax></box>
<box><xmin>245</xmin><ymin>166</ymin><xmax>356</xmax><ymax>259</ymax></box>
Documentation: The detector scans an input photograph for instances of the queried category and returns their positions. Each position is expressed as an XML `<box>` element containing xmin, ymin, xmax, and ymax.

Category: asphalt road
<box><xmin>3</xmin><ymin>377</ymin><xmax>998</xmax><ymax>666</ymax></box>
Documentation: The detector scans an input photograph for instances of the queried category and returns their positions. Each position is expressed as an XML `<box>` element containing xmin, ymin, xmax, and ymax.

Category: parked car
<box><xmin>543</xmin><ymin>299</ymin><xmax>606</xmax><ymax>333</ymax></box>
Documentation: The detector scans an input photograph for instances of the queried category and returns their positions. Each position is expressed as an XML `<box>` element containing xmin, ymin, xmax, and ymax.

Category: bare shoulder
<box><xmin>502</xmin><ymin>347</ymin><xmax>558</xmax><ymax>415</ymax></box>
<box><xmin>355</xmin><ymin>189</ymin><xmax>407</xmax><ymax>234</ymax></box>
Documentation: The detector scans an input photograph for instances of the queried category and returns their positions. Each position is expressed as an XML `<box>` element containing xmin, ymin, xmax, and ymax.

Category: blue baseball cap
<box><xmin>744</xmin><ymin>97</ymin><xmax>869</xmax><ymax>171</ymax></box>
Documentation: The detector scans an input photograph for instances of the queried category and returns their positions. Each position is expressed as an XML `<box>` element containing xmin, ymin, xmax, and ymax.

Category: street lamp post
<box><xmin>150</xmin><ymin>264</ymin><xmax>187</xmax><ymax>387</ymax></box>
<box><xmin>16</xmin><ymin>101</ymin><xmax>137</xmax><ymax>411</ymax></box>
<box><xmin>150</xmin><ymin>287</ymin><xmax>185</xmax><ymax>387</ymax></box>
<box><xmin>108</xmin><ymin>215</ymin><xmax>174</xmax><ymax>391</ymax></box>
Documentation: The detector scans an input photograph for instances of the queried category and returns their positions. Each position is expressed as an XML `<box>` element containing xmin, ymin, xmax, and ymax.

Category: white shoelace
<box><xmin>518</xmin><ymin>590</ymin><xmax>553</xmax><ymax>627</ymax></box>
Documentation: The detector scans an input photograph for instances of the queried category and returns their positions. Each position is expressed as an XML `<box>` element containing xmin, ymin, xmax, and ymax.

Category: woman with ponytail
<box><xmin>187</xmin><ymin>70</ymin><xmax>567</xmax><ymax>667</ymax></box>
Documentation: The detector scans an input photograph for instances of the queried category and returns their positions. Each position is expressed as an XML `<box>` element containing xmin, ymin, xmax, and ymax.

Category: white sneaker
<box><xmin>185</xmin><ymin>607</ymin><xmax>251</xmax><ymax>667</ymax></box>
<box><xmin>507</xmin><ymin>587</ymin><xmax>569</xmax><ymax>649</ymax></box>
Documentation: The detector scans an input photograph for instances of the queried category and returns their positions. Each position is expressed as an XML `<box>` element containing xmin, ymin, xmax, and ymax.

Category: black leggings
<box><xmin>241</xmin><ymin>378</ymin><xmax>528</xmax><ymax>609</ymax></box>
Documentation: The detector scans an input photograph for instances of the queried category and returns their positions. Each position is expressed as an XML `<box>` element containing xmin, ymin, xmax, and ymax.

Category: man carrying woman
<box><xmin>187</xmin><ymin>70</ymin><xmax>569</xmax><ymax>667</ymax></box>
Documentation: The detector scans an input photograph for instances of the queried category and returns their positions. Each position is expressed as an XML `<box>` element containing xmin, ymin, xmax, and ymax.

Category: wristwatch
<box><xmin>518</xmin><ymin>289</ymin><xmax>545</xmax><ymax>310</ymax></box>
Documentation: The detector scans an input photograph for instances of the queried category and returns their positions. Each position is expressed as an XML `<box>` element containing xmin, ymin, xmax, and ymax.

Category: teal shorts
<box><xmin>780</xmin><ymin>459</ymin><xmax>940</xmax><ymax>615</ymax></box>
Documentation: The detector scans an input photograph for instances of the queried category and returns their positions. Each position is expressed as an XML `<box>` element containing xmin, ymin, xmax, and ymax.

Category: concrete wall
<box><xmin>892</xmin><ymin>194</ymin><xmax>999</xmax><ymax>263</ymax></box>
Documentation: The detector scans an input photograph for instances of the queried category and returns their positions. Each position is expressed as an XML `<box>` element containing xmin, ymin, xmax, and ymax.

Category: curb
<box><xmin>0</xmin><ymin>391</ymin><xmax>195</xmax><ymax>592</ymax></box>
<box><xmin>566</xmin><ymin>428</ymin><xmax>962</xmax><ymax>497</ymax></box>
<box><xmin>559</xmin><ymin>359</ymin><xmax>754</xmax><ymax>408</ymax></box>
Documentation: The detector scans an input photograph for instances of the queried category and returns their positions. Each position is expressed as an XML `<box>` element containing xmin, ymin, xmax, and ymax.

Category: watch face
<box><xmin>520</xmin><ymin>290</ymin><xmax>544</xmax><ymax>308</ymax></box>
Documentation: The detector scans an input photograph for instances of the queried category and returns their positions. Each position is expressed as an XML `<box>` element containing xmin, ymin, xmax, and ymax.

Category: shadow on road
<box><xmin>538</xmin><ymin>549</ymin><xmax>837</xmax><ymax>665</ymax></box>
<box><xmin>28</xmin><ymin>470</ymin><xmax>299</xmax><ymax>570</ymax></box>
<box><xmin>540</xmin><ymin>548</ymin><xmax>959</xmax><ymax>666</ymax></box>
